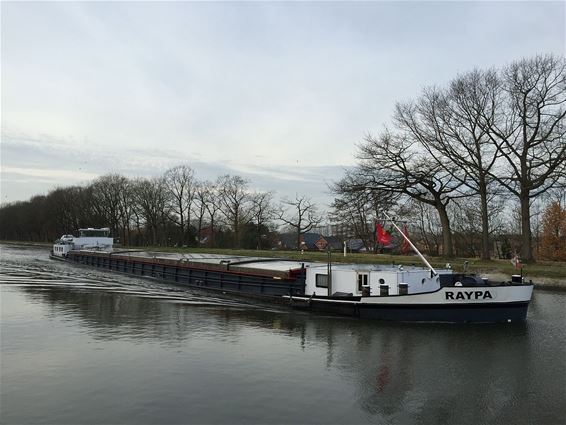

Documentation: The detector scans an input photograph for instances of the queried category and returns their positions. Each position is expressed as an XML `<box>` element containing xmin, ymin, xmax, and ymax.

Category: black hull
<box><xmin>305</xmin><ymin>299</ymin><xmax>530</xmax><ymax>323</ymax></box>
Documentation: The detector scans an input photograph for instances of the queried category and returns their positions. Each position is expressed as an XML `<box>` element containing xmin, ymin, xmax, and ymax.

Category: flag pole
<box><xmin>381</xmin><ymin>211</ymin><xmax>437</xmax><ymax>276</ymax></box>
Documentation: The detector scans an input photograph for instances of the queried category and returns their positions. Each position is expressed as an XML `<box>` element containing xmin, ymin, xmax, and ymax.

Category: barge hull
<box><xmin>67</xmin><ymin>251</ymin><xmax>306</xmax><ymax>298</ymax></box>
<box><xmin>63</xmin><ymin>250</ymin><xmax>532</xmax><ymax>323</ymax></box>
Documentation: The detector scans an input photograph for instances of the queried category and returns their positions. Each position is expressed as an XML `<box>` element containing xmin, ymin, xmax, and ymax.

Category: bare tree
<box><xmin>47</xmin><ymin>186</ymin><xmax>90</xmax><ymax>235</ymax></box>
<box><xmin>356</xmin><ymin>131</ymin><xmax>463</xmax><ymax>257</ymax></box>
<box><xmin>203</xmin><ymin>182</ymin><xmax>222</xmax><ymax>248</ymax></box>
<box><xmin>216</xmin><ymin>175</ymin><xmax>251</xmax><ymax>248</ymax></box>
<box><xmin>164</xmin><ymin>165</ymin><xmax>196</xmax><ymax>246</ymax></box>
<box><xmin>399</xmin><ymin>70</ymin><xmax>501</xmax><ymax>259</ymax></box>
<box><xmin>192</xmin><ymin>180</ymin><xmax>209</xmax><ymax>246</ymax></box>
<box><xmin>192</xmin><ymin>180</ymin><xmax>222</xmax><ymax>247</ymax></box>
<box><xmin>410</xmin><ymin>201</ymin><xmax>442</xmax><ymax>256</ymax></box>
<box><xmin>484</xmin><ymin>54</ymin><xmax>566</xmax><ymax>261</ymax></box>
<box><xmin>278</xmin><ymin>194</ymin><xmax>323</xmax><ymax>250</ymax></box>
<box><xmin>116</xmin><ymin>180</ymin><xmax>136</xmax><ymax>246</ymax></box>
<box><xmin>249</xmin><ymin>191</ymin><xmax>276</xmax><ymax>250</ymax></box>
<box><xmin>331</xmin><ymin>174</ymin><xmax>398</xmax><ymax>251</ymax></box>
<box><xmin>132</xmin><ymin>177</ymin><xmax>169</xmax><ymax>246</ymax></box>
<box><xmin>90</xmin><ymin>174</ymin><xmax>131</xmax><ymax>239</ymax></box>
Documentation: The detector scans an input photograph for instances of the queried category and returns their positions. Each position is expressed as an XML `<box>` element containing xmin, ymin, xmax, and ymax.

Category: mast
<box><xmin>381</xmin><ymin>211</ymin><xmax>437</xmax><ymax>276</ymax></box>
<box><xmin>326</xmin><ymin>248</ymin><xmax>333</xmax><ymax>295</ymax></box>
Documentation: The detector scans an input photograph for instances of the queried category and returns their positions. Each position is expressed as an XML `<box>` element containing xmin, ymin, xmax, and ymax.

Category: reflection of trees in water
<box><xmin>21</xmin><ymin>285</ymin><xmax>331</xmax><ymax>344</ymax></box>
<box><xmin>21</xmin><ymin>285</ymin><xmax>541</xmax><ymax>422</ymax></box>
<box><xmin>23</xmin><ymin>286</ymin><xmax>192</xmax><ymax>341</ymax></box>
<box><xmin>343</xmin><ymin>322</ymin><xmax>535</xmax><ymax>423</ymax></box>
<box><xmin>22</xmin><ymin>285</ymin><xmax>287</xmax><ymax>342</ymax></box>
<box><xmin>5</xmin><ymin>245</ymin><xmax>563</xmax><ymax>423</ymax></box>
<box><xmin>276</xmin><ymin>316</ymin><xmax>534</xmax><ymax>423</ymax></box>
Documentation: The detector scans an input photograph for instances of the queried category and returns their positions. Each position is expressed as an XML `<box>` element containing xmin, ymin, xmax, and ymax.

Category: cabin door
<box><xmin>357</xmin><ymin>273</ymin><xmax>369</xmax><ymax>295</ymax></box>
<box><xmin>315</xmin><ymin>274</ymin><xmax>329</xmax><ymax>296</ymax></box>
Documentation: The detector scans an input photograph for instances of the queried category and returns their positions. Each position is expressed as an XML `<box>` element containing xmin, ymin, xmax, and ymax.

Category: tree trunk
<box><xmin>152</xmin><ymin>225</ymin><xmax>157</xmax><ymax>246</ymax></box>
<box><xmin>437</xmin><ymin>204</ymin><xmax>454</xmax><ymax>258</ymax></box>
<box><xmin>520</xmin><ymin>188</ymin><xmax>533</xmax><ymax>262</ymax></box>
<box><xmin>233</xmin><ymin>212</ymin><xmax>240</xmax><ymax>249</ymax></box>
<box><xmin>479</xmin><ymin>183</ymin><xmax>491</xmax><ymax>260</ymax></box>
<box><xmin>197</xmin><ymin>216</ymin><xmax>203</xmax><ymax>247</ymax></box>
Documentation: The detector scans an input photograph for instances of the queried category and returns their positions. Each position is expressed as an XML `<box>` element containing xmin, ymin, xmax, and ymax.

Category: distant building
<box><xmin>300</xmin><ymin>233</ymin><xmax>322</xmax><ymax>250</ymax></box>
<box><xmin>347</xmin><ymin>239</ymin><xmax>367</xmax><ymax>253</ymax></box>
<box><xmin>314</xmin><ymin>235</ymin><xmax>343</xmax><ymax>251</ymax></box>
<box><xmin>278</xmin><ymin>232</ymin><xmax>349</xmax><ymax>252</ymax></box>
<box><xmin>278</xmin><ymin>232</ymin><xmax>298</xmax><ymax>250</ymax></box>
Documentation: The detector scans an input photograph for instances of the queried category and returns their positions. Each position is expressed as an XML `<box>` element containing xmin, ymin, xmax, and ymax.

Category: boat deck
<box><xmin>65</xmin><ymin>249</ymin><xmax>308</xmax><ymax>298</ymax></box>
<box><xmin>102</xmin><ymin>249</ymin><xmax>313</xmax><ymax>274</ymax></box>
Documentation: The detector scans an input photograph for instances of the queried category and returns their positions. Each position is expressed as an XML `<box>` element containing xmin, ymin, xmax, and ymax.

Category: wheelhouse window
<box><xmin>358</xmin><ymin>274</ymin><xmax>369</xmax><ymax>292</ymax></box>
<box><xmin>315</xmin><ymin>274</ymin><xmax>328</xmax><ymax>288</ymax></box>
<box><xmin>79</xmin><ymin>229</ymin><xmax>110</xmax><ymax>237</ymax></box>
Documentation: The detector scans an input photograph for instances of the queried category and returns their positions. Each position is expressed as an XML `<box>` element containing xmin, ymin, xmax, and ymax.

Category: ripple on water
<box><xmin>0</xmin><ymin>247</ymin><xmax>260</xmax><ymax>310</ymax></box>
<box><xmin>1</xmin><ymin>243</ymin><xmax>565</xmax><ymax>425</ymax></box>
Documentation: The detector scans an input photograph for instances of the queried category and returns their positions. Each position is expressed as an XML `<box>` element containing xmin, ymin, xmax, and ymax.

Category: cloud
<box><xmin>2</xmin><ymin>167</ymin><xmax>99</xmax><ymax>181</ymax></box>
<box><xmin>1</xmin><ymin>130</ymin><xmax>338</xmax><ymax>206</ymax></box>
<box><xmin>1</xmin><ymin>1</ymin><xmax>564</xmax><ymax>207</ymax></box>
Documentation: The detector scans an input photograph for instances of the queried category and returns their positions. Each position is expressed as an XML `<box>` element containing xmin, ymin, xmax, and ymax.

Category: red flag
<box><xmin>401</xmin><ymin>225</ymin><xmax>410</xmax><ymax>254</ymax></box>
<box><xmin>375</xmin><ymin>222</ymin><xmax>392</xmax><ymax>245</ymax></box>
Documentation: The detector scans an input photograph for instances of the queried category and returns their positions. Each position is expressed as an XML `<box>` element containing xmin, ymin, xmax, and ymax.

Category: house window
<box><xmin>358</xmin><ymin>274</ymin><xmax>369</xmax><ymax>292</ymax></box>
<box><xmin>315</xmin><ymin>274</ymin><xmax>328</xmax><ymax>288</ymax></box>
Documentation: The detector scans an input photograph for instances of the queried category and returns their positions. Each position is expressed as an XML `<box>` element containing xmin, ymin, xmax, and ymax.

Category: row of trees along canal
<box><xmin>334</xmin><ymin>54</ymin><xmax>566</xmax><ymax>262</ymax></box>
<box><xmin>0</xmin><ymin>169</ymin><xmax>324</xmax><ymax>251</ymax></box>
<box><xmin>0</xmin><ymin>55</ymin><xmax>564</xmax><ymax>261</ymax></box>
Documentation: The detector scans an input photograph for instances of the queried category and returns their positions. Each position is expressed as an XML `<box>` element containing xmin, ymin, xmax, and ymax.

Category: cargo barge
<box><xmin>50</xmin><ymin>228</ymin><xmax>534</xmax><ymax>323</ymax></box>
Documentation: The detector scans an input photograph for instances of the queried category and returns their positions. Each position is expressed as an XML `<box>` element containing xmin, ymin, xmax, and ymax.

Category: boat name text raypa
<box><xmin>445</xmin><ymin>290</ymin><xmax>494</xmax><ymax>300</ymax></box>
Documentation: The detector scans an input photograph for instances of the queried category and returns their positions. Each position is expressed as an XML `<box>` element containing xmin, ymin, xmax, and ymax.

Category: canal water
<box><xmin>1</xmin><ymin>244</ymin><xmax>565</xmax><ymax>424</ymax></box>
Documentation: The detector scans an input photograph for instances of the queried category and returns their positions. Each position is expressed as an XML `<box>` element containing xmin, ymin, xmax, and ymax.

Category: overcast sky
<box><xmin>1</xmin><ymin>1</ymin><xmax>564</xmax><ymax>207</ymax></box>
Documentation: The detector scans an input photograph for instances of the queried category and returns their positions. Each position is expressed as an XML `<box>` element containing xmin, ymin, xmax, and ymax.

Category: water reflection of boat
<box><xmin>12</xmin><ymin>277</ymin><xmax>545</xmax><ymax>424</ymax></box>
<box><xmin>50</xmin><ymin>228</ymin><xmax>533</xmax><ymax>323</ymax></box>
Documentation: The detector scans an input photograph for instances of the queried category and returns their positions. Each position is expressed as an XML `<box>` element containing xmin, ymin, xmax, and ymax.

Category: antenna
<box><xmin>380</xmin><ymin>211</ymin><xmax>437</xmax><ymax>276</ymax></box>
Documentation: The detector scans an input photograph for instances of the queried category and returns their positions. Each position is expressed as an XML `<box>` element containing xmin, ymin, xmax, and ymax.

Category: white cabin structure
<box><xmin>304</xmin><ymin>264</ymin><xmax>451</xmax><ymax>297</ymax></box>
<box><xmin>51</xmin><ymin>228</ymin><xmax>113</xmax><ymax>258</ymax></box>
<box><xmin>73</xmin><ymin>228</ymin><xmax>113</xmax><ymax>251</ymax></box>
